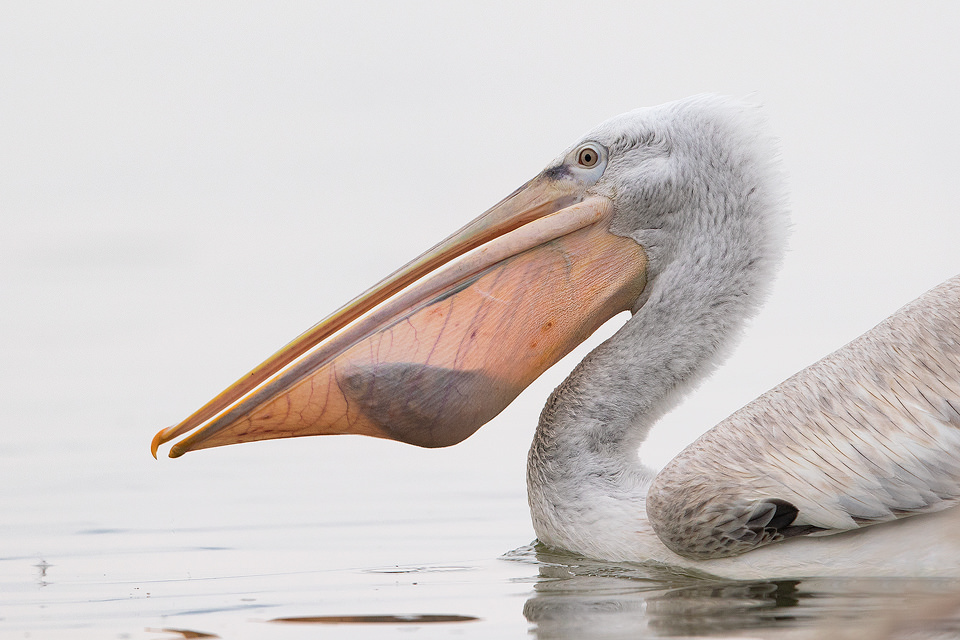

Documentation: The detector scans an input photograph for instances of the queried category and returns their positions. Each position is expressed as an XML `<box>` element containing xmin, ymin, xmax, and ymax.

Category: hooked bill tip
<box><xmin>151</xmin><ymin>425</ymin><xmax>180</xmax><ymax>459</ymax></box>
<box><xmin>150</xmin><ymin>431</ymin><xmax>162</xmax><ymax>459</ymax></box>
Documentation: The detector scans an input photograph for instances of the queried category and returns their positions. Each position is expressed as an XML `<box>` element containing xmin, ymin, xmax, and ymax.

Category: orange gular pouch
<box><xmin>329</xmin><ymin>224</ymin><xmax>647</xmax><ymax>448</ymax></box>
<box><xmin>158</xmin><ymin>206</ymin><xmax>646</xmax><ymax>456</ymax></box>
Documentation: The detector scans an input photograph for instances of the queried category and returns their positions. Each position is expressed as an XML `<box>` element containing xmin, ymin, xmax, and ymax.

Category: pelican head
<box><xmin>153</xmin><ymin>95</ymin><xmax>785</xmax><ymax>460</ymax></box>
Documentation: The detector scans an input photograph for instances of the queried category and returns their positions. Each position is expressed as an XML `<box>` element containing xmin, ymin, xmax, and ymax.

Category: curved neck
<box><xmin>526</xmin><ymin>220</ymin><xmax>777</xmax><ymax>557</ymax></box>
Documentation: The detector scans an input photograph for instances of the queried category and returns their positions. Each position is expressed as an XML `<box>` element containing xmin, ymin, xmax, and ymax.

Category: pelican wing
<box><xmin>648</xmin><ymin>275</ymin><xmax>960</xmax><ymax>560</ymax></box>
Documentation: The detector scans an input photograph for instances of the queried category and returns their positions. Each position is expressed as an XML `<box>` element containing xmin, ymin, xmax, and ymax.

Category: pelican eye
<box><xmin>577</xmin><ymin>146</ymin><xmax>599</xmax><ymax>167</ymax></box>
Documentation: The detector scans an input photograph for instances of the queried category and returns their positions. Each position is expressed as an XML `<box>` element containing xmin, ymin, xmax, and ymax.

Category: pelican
<box><xmin>153</xmin><ymin>95</ymin><xmax>960</xmax><ymax>579</ymax></box>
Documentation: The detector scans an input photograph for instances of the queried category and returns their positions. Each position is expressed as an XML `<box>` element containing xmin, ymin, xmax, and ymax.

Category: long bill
<box><xmin>152</xmin><ymin>175</ymin><xmax>647</xmax><ymax>458</ymax></box>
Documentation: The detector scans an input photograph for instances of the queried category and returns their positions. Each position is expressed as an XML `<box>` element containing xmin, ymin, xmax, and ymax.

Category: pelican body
<box><xmin>154</xmin><ymin>96</ymin><xmax>960</xmax><ymax>578</ymax></box>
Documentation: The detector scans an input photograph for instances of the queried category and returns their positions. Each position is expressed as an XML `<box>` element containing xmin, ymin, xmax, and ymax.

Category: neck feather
<box><xmin>526</xmin><ymin>194</ymin><xmax>785</xmax><ymax>557</ymax></box>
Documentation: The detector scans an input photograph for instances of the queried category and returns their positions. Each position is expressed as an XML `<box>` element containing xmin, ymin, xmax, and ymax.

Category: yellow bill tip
<box><xmin>150</xmin><ymin>430</ymin><xmax>162</xmax><ymax>459</ymax></box>
<box><xmin>152</xmin><ymin>425</ymin><xmax>181</xmax><ymax>459</ymax></box>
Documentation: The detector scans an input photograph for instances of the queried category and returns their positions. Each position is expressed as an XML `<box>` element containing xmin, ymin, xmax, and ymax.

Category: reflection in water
<box><xmin>511</xmin><ymin>543</ymin><xmax>960</xmax><ymax>639</ymax></box>
<box><xmin>34</xmin><ymin>558</ymin><xmax>51</xmax><ymax>588</ymax></box>
<box><xmin>271</xmin><ymin>614</ymin><xmax>479</xmax><ymax>624</ymax></box>
<box><xmin>148</xmin><ymin>628</ymin><xmax>219</xmax><ymax>639</ymax></box>
<box><xmin>644</xmin><ymin>580</ymin><xmax>805</xmax><ymax>636</ymax></box>
<box><xmin>361</xmin><ymin>565</ymin><xmax>475</xmax><ymax>574</ymax></box>
<box><xmin>8</xmin><ymin>524</ymin><xmax>960</xmax><ymax>638</ymax></box>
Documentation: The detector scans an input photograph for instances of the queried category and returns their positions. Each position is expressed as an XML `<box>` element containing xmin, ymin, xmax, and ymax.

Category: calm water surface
<box><xmin>5</xmin><ymin>431</ymin><xmax>960</xmax><ymax>639</ymax></box>
<box><xmin>5</xmin><ymin>215</ymin><xmax>960</xmax><ymax>640</ymax></box>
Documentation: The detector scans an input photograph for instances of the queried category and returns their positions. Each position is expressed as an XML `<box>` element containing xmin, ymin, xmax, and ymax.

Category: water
<box><xmin>7</xmin><ymin>514</ymin><xmax>960</xmax><ymax>639</ymax></box>
<box><xmin>5</xmin><ymin>5</ymin><xmax>960</xmax><ymax>634</ymax></box>
<box><xmin>5</xmin><ymin>421</ymin><xmax>960</xmax><ymax>638</ymax></box>
<box><xmin>3</xmin><ymin>135</ymin><xmax>960</xmax><ymax>640</ymax></box>
<box><xmin>3</xmin><ymin>183</ymin><xmax>960</xmax><ymax>640</ymax></box>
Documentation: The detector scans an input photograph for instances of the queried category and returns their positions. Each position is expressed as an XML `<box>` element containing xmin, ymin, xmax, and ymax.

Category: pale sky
<box><xmin>3</xmin><ymin>2</ymin><xmax>959</xmax><ymax>497</ymax></box>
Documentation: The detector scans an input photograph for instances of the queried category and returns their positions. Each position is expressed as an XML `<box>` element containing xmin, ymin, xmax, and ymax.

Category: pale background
<box><xmin>2</xmin><ymin>4</ymin><xmax>960</xmax><ymax>633</ymax></box>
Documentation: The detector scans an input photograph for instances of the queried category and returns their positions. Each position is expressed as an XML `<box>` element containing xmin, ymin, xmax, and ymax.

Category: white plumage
<box><xmin>527</xmin><ymin>96</ymin><xmax>960</xmax><ymax>578</ymax></box>
<box><xmin>156</xmin><ymin>95</ymin><xmax>960</xmax><ymax>579</ymax></box>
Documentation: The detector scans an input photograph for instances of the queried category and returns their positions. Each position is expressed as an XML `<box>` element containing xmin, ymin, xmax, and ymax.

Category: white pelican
<box><xmin>153</xmin><ymin>95</ymin><xmax>960</xmax><ymax>579</ymax></box>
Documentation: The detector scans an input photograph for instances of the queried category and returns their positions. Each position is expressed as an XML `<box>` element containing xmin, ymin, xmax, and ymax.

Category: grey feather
<box><xmin>648</xmin><ymin>276</ymin><xmax>960</xmax><ymax>559</ymax></box>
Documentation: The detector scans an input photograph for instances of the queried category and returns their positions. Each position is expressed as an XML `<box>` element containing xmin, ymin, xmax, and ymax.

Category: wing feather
<box><xmin>647</xmin><ymin>275</ymin><xmax>960</xmax><ymax>559</ymax></box>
